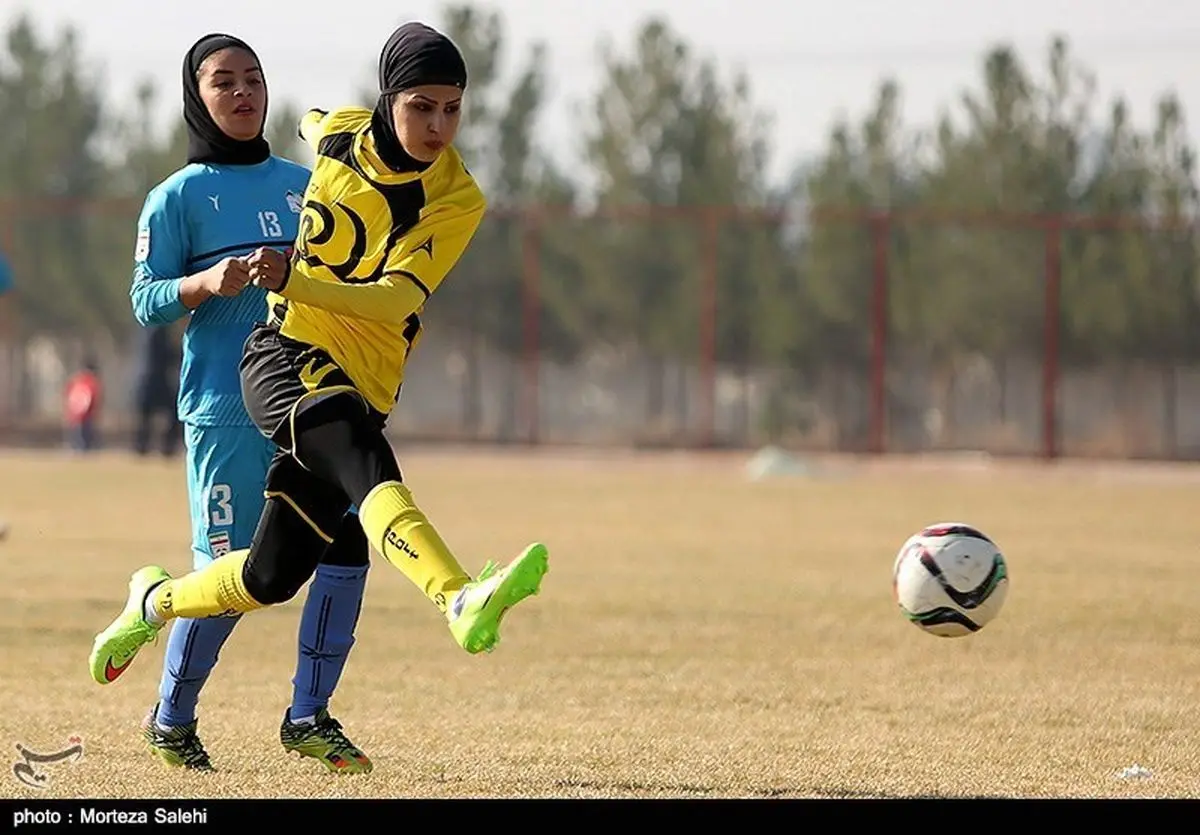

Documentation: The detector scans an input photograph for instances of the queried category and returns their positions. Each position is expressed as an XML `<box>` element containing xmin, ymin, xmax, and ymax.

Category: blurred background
<box><xmin>0</xmin><ymin>0</ymin><xmax>1197</xmax><ymax>461</ymax></box>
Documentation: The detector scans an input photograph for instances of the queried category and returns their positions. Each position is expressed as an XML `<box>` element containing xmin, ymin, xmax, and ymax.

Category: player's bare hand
<box><xmin>247</xmin><ymin>247</ymin><xmax>290</xmax><ymax>291</ymax></box>
<box><xmin>204</xmin><ymin>257</ymin><xmax>251</xmax><ymax>297</ymax></box>
<box><xmin>244</xmin><ymin>245</ymin><xmax>289</xmax><ymax>291</ymax></box>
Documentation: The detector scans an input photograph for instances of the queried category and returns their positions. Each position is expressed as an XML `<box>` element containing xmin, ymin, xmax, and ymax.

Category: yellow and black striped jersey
<box><xmin>269</xmin><ymin>106</ymin><xmax>485</xmax><ymax>415</ymax></box>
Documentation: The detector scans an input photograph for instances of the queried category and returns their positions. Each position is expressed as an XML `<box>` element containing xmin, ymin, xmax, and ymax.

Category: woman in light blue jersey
<box><xmin>113</xmin><ymin>33</ymin><xmax>373</xmax><ymax>774</ymax></box>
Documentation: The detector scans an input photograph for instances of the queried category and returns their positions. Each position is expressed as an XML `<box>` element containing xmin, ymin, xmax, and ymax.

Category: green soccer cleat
<box><xmin>447</xmin><ymin>542</ymin><xmax>549</xmax><ymax>655</ymax></box>
<box><xmin>88</xmin><ymin>566</ymin><xmax>170</xmax><ymax>685</ymax></box>
<box><xmin>280</xmin><ymin>708</ymin><xmax>373</xmax><ymax>774</ymax></box>
<box><xmin>140</xmin><ymin>705</ymin><xmax>214</xmax><ymax>771</ymax></box>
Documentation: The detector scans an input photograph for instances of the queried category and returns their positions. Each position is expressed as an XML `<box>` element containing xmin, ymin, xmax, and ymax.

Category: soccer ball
<box><xmin>892</xmin><ymin>522</ymin><xmax>1009</xmax><ymax>637</ymax></box>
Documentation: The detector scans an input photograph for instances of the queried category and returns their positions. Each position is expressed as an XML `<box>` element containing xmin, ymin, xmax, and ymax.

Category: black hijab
<box><xmin>183</xmin><ymin>33</ymin><xmax>271</xmax><ymax>166</ymax></box>
<box><xmin>369</xmin><ymin>22</ymin><xmax>468</xmax><ymax>172</ymax></box>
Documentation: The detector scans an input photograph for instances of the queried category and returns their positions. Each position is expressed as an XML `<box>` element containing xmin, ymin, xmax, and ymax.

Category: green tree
<box><xmin>0</xmin><ymin>15</ymin><xmax>123</xmax><ymax>342</ymax></box>
<box><xmin>403</xmin><ymin>4</ymin><xmax>574</xmax><ymax>437</ymax></box>
<box><xmin>785</xmin><ymin>79</ymin><xmax>921</xmax><ymax>446</ymax></box>
<box><xmin>266</xmin><ymin>100</ymin><xmax>307</xmax><ymax>165</ymax></box>
<box><xmin>579</xmin><ymin>18</ymin><xmax>781</xmax><ymax>436</ymax></box>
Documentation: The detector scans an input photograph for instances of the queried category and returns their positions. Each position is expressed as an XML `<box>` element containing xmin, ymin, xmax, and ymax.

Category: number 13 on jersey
<box><xmin>258</xmin><ymin>211</ymin><xmax>284</xmax><ymax>238</ymax></box>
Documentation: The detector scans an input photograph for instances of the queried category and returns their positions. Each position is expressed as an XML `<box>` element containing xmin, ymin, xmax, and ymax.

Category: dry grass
<box><xmin>0</xmin><ymin>445</ymin><xmax>1198</xmax><ymax>799</ymax></box>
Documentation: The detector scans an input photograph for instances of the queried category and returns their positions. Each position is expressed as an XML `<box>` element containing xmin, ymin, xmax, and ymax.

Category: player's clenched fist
<box><xmin>202</xmin><ymin>256</ymin><xmax>252</xmax><ymax>297</ymax></box>
<box><xmin>247</xmin><ymin>247</ymin><xmax>290</xmax><ymax>291</ymax></box>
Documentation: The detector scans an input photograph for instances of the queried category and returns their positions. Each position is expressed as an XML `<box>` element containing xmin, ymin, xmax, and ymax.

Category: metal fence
<box><xmin>1</xmin><ymin>199</ymin><xmax>1197</xmax><ymax>460</ymax></box>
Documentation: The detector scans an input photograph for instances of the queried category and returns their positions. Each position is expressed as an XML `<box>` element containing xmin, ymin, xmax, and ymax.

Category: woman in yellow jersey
<box><xmin>89</xmin><ymin>23</ymin><xmax>549</xmax><ymax>694</ymax></box>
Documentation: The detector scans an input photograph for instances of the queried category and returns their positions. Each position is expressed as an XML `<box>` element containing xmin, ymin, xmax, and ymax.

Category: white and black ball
<box><xmin>892</xmin><ymin>522</ymin><xmax>1009</xmax><ymax>637</ymax></box>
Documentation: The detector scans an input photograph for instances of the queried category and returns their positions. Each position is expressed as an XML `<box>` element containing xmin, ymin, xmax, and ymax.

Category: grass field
<box><xmin>1</xmin><ymin>445</ymin><xmax>1198</xmax><ymax>799</ymax></box>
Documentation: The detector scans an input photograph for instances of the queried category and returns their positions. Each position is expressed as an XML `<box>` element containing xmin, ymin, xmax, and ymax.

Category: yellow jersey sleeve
<box><xmin>279</xmin><ymin>194</ymin><xmax>486</xmax><ymax>323</ymax></box>
<box><xmin>298</xmin><ymin>107</ymin><xmax>373</xmax><ymax>152</ymax></box>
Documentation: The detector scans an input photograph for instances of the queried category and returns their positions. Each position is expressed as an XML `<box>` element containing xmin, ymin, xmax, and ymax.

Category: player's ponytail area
<box><xmin>1</xmin><ymin>446</ymin><xmax>1198</xmax><ymax>799</ymax></box>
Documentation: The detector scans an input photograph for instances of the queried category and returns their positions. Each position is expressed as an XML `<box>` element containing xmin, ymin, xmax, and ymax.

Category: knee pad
<box><xmin>242</xmin><ymin>555</ymin><xmax>306</xmax><ymax>605</ymax></box>
<box><xmin>242</xmin><ymin>561</ymin><xmax>306</xmax><ymax>606</ymax></box>
<box><xmin>242</xmin><ymin>496</ymin><xmax>333</xmax><ymax>605</ymax></box>
<box><xmin>320</xmin><ymin>513</ymin><xmax>371</xmax><ymax>568</ymax></box>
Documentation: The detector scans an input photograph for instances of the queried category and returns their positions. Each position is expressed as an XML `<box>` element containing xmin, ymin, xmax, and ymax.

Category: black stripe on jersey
<box><xmin>187</xmin><ymin>240</ymin><xmax>291</xmax><ymax>268</ymax></box>
<box><xmin>402</xmin><ymin>312</ymin><xmax>421</xmax><ymax>342</ymax></box>
<box><xmin>317</xmin><ymin>132</ymin><xmax>363</xmax><ymax>175</ymax></box>
<box><xmin>398</xmin><ymin>312</ymin><xmax>422</xmax><ymax>374</ymax></box>
<box><xmin>381</xmin><ymin>269</ymin><xmax>431</xmax><ymax>299</ymax></box>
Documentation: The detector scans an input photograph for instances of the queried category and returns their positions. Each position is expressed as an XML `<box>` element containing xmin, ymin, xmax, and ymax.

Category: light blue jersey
<box><xmin>131</xmin><ymin>156</ymin><xmax>310</xmax><ymax>427</ymax></box>
<box><xmin>131</xmin><ymin>156</ymin><xmax>309</xmax><ymax>564</ymax></box>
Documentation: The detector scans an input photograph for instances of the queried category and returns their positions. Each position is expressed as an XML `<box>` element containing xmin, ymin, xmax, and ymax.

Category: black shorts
<box><xmin>239</xmin><ymin>322</ymin><xmax>389</xmax><ymax>542</ymax></box>
<box><xmin>240</xmin><ymin>322</ymin><xmax>387</xmax><ymax>451</ymax></box>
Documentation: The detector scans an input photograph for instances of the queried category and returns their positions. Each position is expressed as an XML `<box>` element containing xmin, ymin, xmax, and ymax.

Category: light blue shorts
<box><xmin>184</xmin><ymin>424</ymin><xmax>276</xmax><ymax>569</ymax></box>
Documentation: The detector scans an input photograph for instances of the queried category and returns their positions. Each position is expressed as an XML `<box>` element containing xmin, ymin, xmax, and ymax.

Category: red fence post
<box><xmin>869</xmin><ymin>212</ymin><xmax>890</xmax><ymax>455</ymax></box>
<box><xmin>520</xmin><ymin>209</ymin><xmax>541</xmax><ymax>445</ymax></box>
<box><xmin>699</xmin><ymin>208</ymin><xmax>719</xmax><ymax>449</ymax></box>
<box><xmin>1042</xmin><ymin>219</ymin><xmax>1062</xmax><ymax>460</ymax></box>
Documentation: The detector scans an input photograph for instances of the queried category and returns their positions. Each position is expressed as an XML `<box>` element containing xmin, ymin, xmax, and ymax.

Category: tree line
<box><xmin>1</xmin><ymin>5</ymin><xmax>1196</xmax><ymax>391</ymax></box>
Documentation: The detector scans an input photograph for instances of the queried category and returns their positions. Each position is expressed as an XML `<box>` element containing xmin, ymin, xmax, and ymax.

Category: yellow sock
<box><xmin>359</xmin><ymin>480</ymin><xmax>470</xmax><ymax>613</ymax></box>
<box><xmin>151</xmin><ymin>549</ymin><xmax>267</xmax><ymax>620</ymax></box>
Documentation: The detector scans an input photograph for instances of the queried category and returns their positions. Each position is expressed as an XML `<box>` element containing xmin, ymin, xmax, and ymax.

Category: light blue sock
<box><xmin>156</xmin><ymin>615</ymin><xmax>241</xmax><ymax>727</ymax></box>
<box><xmin>289</xmin><ymin>563</ymin><xmax>368</xmax><ymax>722</ymax></box>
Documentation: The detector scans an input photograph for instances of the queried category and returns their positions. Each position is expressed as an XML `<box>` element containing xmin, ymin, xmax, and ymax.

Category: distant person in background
<box><xmin>130</xmin><ymin>324</ymin><xmax>181</xmax><ymax>457</ymax></box>
<box><xmin>0</xmin><ymin>248</ymin><xmax>11</xmax><ymax>542</ymax></box>
<box><xmin>0</xmin><ymin>246</ymin><xmax>12</xmax><ymax>411</ymax></box>
<box><xmin>90</xmin><ymin>32</ymin><xmax>372</xmax><ymax>774</ymax></box>
<box><xmin>63</xmin><ymin>357</ymin><xmax>102</xmax><ymax>453</ymax></box>
<box><xmin>0</xmin><ymin>247</ymin><xmax>12</xmax><ymax>333</ymax></box>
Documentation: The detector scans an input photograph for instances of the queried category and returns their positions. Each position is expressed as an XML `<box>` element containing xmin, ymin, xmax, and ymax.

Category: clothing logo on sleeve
<box><xmin>208</xmin><ymin>195</ymin><xmax>221</xmax><ymax>212</ymax></box>
<box><xmin>285</xmin><ymin>191</ymin><xmax>303</xmax><ymax>214</ymax></box>
<box><xmin>134</xmin><ymin>229</ymin><xmax>150</xmax><ymax>260</ymax></box>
